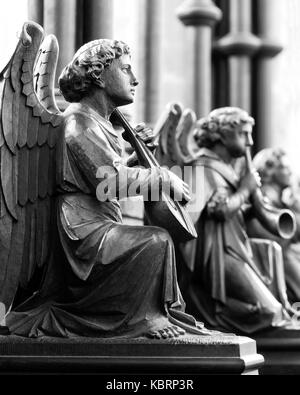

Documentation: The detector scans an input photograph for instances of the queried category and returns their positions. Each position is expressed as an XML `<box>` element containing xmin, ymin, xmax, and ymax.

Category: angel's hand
<box><xmin>123</xmin><ymin>123</ymin><xmax>158</xmax><ymax>152</ymax></box>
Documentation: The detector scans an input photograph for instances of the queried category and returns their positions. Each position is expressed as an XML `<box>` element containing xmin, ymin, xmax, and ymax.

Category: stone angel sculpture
<box><xmin>253</xmin><ymin>148</ymin><xmax>300</xmax><ymax>304</ymax></box>
<box><xmin>157</xmin><ymin>106</ymin><xmax>299</xmax><ymax>334</ymax></box>
<box><xmin>0</xmin><ymin>21</ymin><xmax>213</xmax><ymax>340</ymax></box>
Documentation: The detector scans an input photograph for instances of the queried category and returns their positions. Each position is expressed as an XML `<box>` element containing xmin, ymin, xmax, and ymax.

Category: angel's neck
<box><xmin>80</xmin><ymin>94</ymin><xmax>115</xmax><ymax>121</ymax></box>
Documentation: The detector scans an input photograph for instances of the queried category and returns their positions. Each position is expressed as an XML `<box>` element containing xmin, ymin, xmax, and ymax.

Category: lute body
<box><xmin>113</xmin><ymin>109</ymin><xmax>197</xmax><ymax>242</ymax></box>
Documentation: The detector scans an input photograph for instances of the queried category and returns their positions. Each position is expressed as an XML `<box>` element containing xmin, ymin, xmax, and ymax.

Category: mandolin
<box><xmin>113</xmin><ymin>108</ymin><xmax>197</xmax><ymax>242</ymax></box>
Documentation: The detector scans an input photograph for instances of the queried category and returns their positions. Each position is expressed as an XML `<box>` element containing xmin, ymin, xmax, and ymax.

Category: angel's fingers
<box><xmin>137</xmin><ymin>129</ymin><xmax>153</xmax><ymax>138</ymax></box>
<box><xmin>135</xmin><ymin>122</ymin><xmax>146</xmax><ymax>132</ymax></box>
<box><xmin>139</xmin><ymin>133</ymin><xmax>154</xmax><ymax>142</ymax></box>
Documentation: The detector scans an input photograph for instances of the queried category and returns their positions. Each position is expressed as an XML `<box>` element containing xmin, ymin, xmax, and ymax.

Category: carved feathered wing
<box><xmin>0</xmin><ymin>22</ymin><xmax>63</xmax><ymax>313</ymax></box>
<box><xmin>154</xmin><ymin>102</ymin><xmax>199</xmax><ymax>168</ymax></box>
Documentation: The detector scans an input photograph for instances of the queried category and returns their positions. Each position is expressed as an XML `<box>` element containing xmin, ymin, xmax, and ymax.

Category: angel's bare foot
<box><xmin>147</xmin><ymin>325</ymin><xmax>186</xmax><ymax>340</ymax></box>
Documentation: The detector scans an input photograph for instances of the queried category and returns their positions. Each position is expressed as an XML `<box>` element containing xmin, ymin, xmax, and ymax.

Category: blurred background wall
<box><xmin>1</xmin><ymin>0</ymin><xmax>300</xmax><ymax>169</ymax></box>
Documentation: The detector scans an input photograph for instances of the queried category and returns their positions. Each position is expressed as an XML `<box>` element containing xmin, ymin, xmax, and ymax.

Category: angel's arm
<box><xmin>65</xmin><ymin>121</ymin><xmax>164</xmax><ymax>200</ymax></box>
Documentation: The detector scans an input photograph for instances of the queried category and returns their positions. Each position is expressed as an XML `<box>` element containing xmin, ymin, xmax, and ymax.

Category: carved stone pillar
<box><xmin>43</xmin><ymin>0</ymin><xmax>77</xmax><ymax>80</ymax></box>
<box><xmin>137</xmin><ymin>0</ymin><xmax>162</xmax><ymax>125</ymax></box>
<box><xmin>215</xmin><ymin>0</ymin><xmax>261</xmax><ymax>113</ymax></box>
<box><xmin>28</xmin><ymin>0</ymin><xmax>44</xmax><ymax>25</ymax></box>
<box><xmin>82</xmin><ymin>0</ymin><xmax>114</xmax><ymax>43</ymax></box>
<box><xmin>254</xmin><ymin>0</ymin><xmax>284</xmax><ymax>149</ymax></box>
<box><xmin>176</xmin><ymin>0</ymin><xmax>222</xmax><ymax>118</ymax></box>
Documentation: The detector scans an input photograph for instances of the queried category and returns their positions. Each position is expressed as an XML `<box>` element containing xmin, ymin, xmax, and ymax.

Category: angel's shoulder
<box><xmin>62</xmin><ymin>104</ymin><xmax>99</xmax><ymax>142</ymax></box>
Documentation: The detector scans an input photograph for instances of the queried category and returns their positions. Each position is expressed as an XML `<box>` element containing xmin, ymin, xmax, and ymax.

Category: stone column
<box><xmin>254</xmin><ymin>0</ymin><xmax>284</xmax><ymax>149</ymax></box>
<box><xmin>28</xmin><ymin>0</ymin><xmax>44</xmax><ymax>26</ymax></box>
<box><xmin>43</xmin><ymin>0</ymin><xmax>77</xmax><ymax>80</ymax></box>
<box><xmin>82</xmin><ymin>0</ymin><xmax>114</xmax><ymax>43</ymax></box>
<box><xmin>176</xmin><ymin>0</ymin><xmax>222</xmax><ymax>118</ymax></box>
<box><xmin>137</xmin><ymin>0</ymin><xmax>162</xmax><ymax>126</ymax></box>
<box><xmin>215</xmin><ymin>0</ymin><xmax>261</xmax><ymax>113</ymax></box>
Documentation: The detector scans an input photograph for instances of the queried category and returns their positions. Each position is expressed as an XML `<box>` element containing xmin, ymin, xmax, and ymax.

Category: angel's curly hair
<box><xmin>59</xmin><ymin>39</ymin><xmax>131</xmax><ymax>103</ymax></box>
<box><xmin>194</xmin><ymin>107</ymin><xmax>255</xmax><ymax>148</ymax></box>
<box><xmin>253</xmin><ymin>148</ymin><xmax>287</xmax><ymax>184</ymax></box>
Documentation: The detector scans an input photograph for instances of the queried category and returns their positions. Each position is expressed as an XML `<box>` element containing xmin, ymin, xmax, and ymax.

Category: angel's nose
<box><xmin>245</xmin><ymin>132</ymin><xmax>253</xmax><ymax>147</ymax></box>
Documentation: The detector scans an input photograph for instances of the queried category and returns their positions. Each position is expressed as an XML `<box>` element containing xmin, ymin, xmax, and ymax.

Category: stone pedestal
<box><xmin>255</xmin><ymin>329</ymin><xmax>300</xmax><ymax>375</ymax></box>
<box><xmin>0</xmin><ymin>334</ymin><xmax>263</xmax><ymax>375</ymax></box>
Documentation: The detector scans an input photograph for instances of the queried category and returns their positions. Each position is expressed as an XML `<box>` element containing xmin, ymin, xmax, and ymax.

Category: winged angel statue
<box><xmin>0</xmin><ymin>22</ymin><xmax>214</xmax><ymax>339</ymax></box>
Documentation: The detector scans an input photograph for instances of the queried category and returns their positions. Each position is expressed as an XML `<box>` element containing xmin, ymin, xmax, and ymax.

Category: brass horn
<box><xmin>245</xmin><ymin>147</ymin><xmax>296</xmax><ymax>240</ymax></box>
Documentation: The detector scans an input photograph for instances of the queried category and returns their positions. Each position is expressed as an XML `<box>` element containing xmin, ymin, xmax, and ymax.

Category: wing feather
<box><xmin>38</xmin><ymin>144</ymin><xmax>50</xmax><ymax>198</ymax></box>
<box><xmin>0</xmin><ymin>174</ymin><xmax>8</xmax><ymax>219</ymax></box>
<box><xmin>0</xmin><ymin>76</ymin><xmax>5</xmax><ymax>148</ymax></box>
<box><xmin>35</xmin><ymin>199</ymin><xmax>45</xmax><ymax>267</ymax></box>
<box><xmin>0</xmin><ymin>213</ymin><xmax>13</xmax><ymax>291</ymax></box>
<box><xmin>12</xmin><ymin>90</ymin><xmax>20</xmax><ymax>144</ymax></box>
<box><xmin>21</xmin><ymin>71</ymin><xmax>33</xmax><ymax>85</ymax></box>
<box><xmin>28</xmin><ymin>146</ymin><xmax>39</xmax><ymax>203</ymax></box>
<box><xmin>11</xmin><ymin>48</ymin><xmax>23</xmax><ymax>92</ymax></box>
<box><xmin>41</xmin><ymin>198</ymin><xmax>51</xmax><ymax>265</ymax></box>
<box><xmin>17</xmin><ymin>147</ymin><xmax>29</xmax><ymax>206</ymax></box>
<box><xmin>0</xmin><ymin>207</ymin><xmax>26</xmax><ymax>307</ymax></box>
<box><xmin>19</xmin><ymin>203</ymin><xmax>34</xmax><ymax>288</ymax></box>
<box><xmin>0</xmin><ymin>145</ymin><xmax>17</xmax><ymax>219</ymax></box>
<box><xmin>48</xmin><ymin>123</ymin><xmax>59</xmax><ymax>148</ymax></box>
<box><xmin>47</xmin><ymin>147</ymin><xmax>56</xmax><ymax>196</ymax></box>
<box><xmin>28</xmin><ymin>205</ymin><xmax>37</xmax><ymax>281</ymax></box>
<box><xmin>37</xmin><ymin>122</ymin><xmax>49</xmax><ymax>146</ymax></box>
<box><xmin>27</xmin><ymin>112</ymin><xmax>39</xmax><ymax>148</ymax></box>
<box><xmin>2</xmin><ymin>78</ymin><xmax>15</xmax><ymax>153</ymax></box>
<box><xmin>18</xmin><ymin>95</ymin><xmax>29</xmax><ymax>147</ymax></box>
<box><xmin>34</xmin><ymin>35</ymin><xmax>60</xmax><ymax>115</ymax></box>
<box><xmin>37</xmin><ymin>198</ymin><xmax>51</xmax><ymax>268</ymax></box>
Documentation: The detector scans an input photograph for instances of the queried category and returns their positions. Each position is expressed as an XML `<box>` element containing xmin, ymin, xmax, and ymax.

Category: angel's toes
<box><xmin>147</xmin><ymin>331</ymin><xmax>162</xmax><ymax>340</ymax></box>
<box><xmin>171</xmin><ymin>325</ymin><xmax>186</xmax><ymax>337</ymax></box>
<box><xmin>158</xmin><ymin>329</ymin><xmax>169</xmax><ymax>339</ymax></box>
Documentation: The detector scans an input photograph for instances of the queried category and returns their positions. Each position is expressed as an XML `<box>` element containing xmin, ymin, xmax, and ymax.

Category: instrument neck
<box><xmin>113</xmin><ymin>108</ymin><xmax>158</xmax><ymax>169</ymax></box>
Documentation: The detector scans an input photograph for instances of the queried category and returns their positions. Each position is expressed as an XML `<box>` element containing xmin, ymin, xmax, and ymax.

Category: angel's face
<box><xmin>221</xmin><ymin>122</ymin><xmax>253</xmax><ymax>158</ymax></box>
<box><xmin>272</xmin><ymin>155</ymin><xmax>292</xmax><ymax>189</ymax></box>
<box><xmin>102</xmin><ymin>54</ymin><xmax>139</xmax><ymax>107</ymax></box>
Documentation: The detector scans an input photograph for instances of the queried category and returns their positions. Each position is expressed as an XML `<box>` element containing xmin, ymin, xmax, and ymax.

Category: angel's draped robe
<box><xmin>248</xmin><ymin>183</ymin><xmax>300</xmax><ymax>304</ymax></box>
<box><xmin>7</xmin><ymin>103</ymin><xmax>202</xmax><ymax>338</ymax></box>
<box><xmin>180</xmin><ymin>148</ymin><xmax>290</xmax><ymax>334</ymax></box>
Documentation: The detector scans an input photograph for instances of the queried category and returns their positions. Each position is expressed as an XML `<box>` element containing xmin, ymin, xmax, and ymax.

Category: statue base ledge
<box><xmin>254</xmin><ymin>328</ymin><xmax>300</xmax><ymax>375</ymax></box>
<box><xmin>0</xmin><ymin>334</ymin><xmax>263</xmax><ymax>375</ymax></box>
